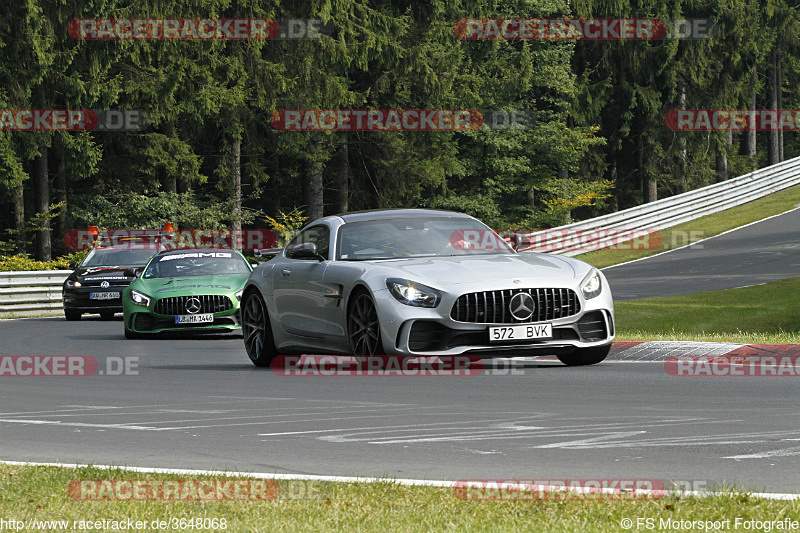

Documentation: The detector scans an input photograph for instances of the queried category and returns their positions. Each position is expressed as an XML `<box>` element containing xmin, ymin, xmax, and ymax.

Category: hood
<box><xmin>135</xmin><ymin>274</ymin><xmax>250</xmax><ymax>296</ymax></box>
<box><xmin>369</xmin><ymin>253</ymin><xmax>581</xmax><ymax>287</ymax></box>
<box><xmin>70</xmin><ymin>266</ymin><xmax>134</xmax><ymax>283</ymax></box>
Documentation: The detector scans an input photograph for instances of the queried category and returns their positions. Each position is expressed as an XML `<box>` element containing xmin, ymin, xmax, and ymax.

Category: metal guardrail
<box><xmin>518</xmin><ymin>156</ymin><xmax>800</xmax><ymax>256</ymax></box>
<box><xmin>0</xmin><ymin>270</ymin><xmax>70</xmax><ymax>316</ymax></box>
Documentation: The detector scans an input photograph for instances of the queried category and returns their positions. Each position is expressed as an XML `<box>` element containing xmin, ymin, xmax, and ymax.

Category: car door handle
<box><xmin>281</xmin><ymin>269</ymin><xmax>291</xmax><ymax>277</ymax></box>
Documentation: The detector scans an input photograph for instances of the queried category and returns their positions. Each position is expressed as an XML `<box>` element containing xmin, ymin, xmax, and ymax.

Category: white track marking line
<box><xmin>725</xmin><ymin>446</ymin><xmax>800</xmax><ymax>459</ymax></box>
<box><xmin>1</xmin><ymin>460</ymin><xmax>797</xmax><ymax>500</ymax></box>
<box><xmin>0</xmin><ymin>418</ymin><xmax>158</xmax><ymax>430</ymax></box>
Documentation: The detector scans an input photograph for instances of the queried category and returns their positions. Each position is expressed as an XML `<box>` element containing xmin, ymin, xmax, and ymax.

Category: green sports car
<box><xmin>122</xmin><ymin>248</ymin><xmax>253</xmax><ymax>339</ymax></box>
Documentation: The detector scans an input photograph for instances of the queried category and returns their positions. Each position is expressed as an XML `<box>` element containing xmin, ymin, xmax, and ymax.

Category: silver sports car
<box><xmin>241</xmin><ymin>209</ymin><xmax>614</xmax><ymax>367</ymax></box>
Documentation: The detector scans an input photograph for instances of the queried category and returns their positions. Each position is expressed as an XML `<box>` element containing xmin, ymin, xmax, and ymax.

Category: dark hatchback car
<box><xmin>62</xmin><ymin>232</ymin><xmax>163</xmax><ymax>320</ymax></box>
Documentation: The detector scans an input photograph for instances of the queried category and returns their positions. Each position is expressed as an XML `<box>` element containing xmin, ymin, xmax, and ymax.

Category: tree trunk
<box><xmin>608</xmin><ymin>158</ymin><xmax>618</xmax><ymax>211</ymax></box>
<box><xmin>677</xmin><ymin>84</ymin><xmax>688</xmax><ymax>192</ymax></box>
<box><xmin>53</xmin><ymin>134</ymin><xmax>67</xmax><ymax>244</ymax></box>
<box><xmin>639</xmin><ymin>134</ymin><xmax>656</xmax><ymax>203</ymax></box>
<box><xmin>644</xmin><ymin>175</ymin><xmax>657</xmax><ymax>203</ymax></box>
<box><xmin>335</xmin><ymin>135</ymin><xmax>349</xmax><ymax>213</ymax></box>
<box><xmin>777</xmin><ymin>55</ymin><xmax>784</xmax><ymax>162</ymax></box>
<box><xmin>304</xmin><ymin>136</ymin><xmax>324</xmax><ymax>220</ymax></box>
<box><xmin>33</xmin><ymin>140</ymin><xmax>50</xmax><ymax>261</ymax></box>
<box><xmin>12</xmin><ymin>185</ymin><xmax>24</xmax><ymax>253</ymax></box>
<box><xmin>715</xmin><ymin>148</ymin><xmax>728</xmax><ymax>182</ymax></box>
<box><xmin>768</xmin><ymin>51</ymin><xmax>779</xmax><ymax>166</ymax></box>
<box><xmin>743</xmin><ymin>70</ymin><xmax>757</xmax><ymax>168</ymax></box>
<box><xmin>231</xmin><ymin>136</ymin><xmax>242</xmax><ymax>249</ymax></box>
<box><xmin>161</xmin><ymin>124</ymin><xmax>177</xmax><ymax>193</ymax></box>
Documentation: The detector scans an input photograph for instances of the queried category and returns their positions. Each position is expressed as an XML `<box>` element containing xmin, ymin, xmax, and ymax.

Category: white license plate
<box><xmin>89</xmin><ymin>292</ymin><xmax>120</xmax><ymax>300</ymax></box>
<box><xmin>175</xmin><ymin>313</ymin><xmax>214</xmax><ymax>324</ymax></box>
<box><xmin>489</xmin><ymin>323</ymin><xmax>552</xmax><ymax>342</ymax></box>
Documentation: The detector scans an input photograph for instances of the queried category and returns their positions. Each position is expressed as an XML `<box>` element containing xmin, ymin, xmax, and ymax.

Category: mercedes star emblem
<box><xmin>509</xmin><ymin>292</ymin><xmax>535</xmax><ymax>321</ymax></box>
<box><xmin>185</xmin><ymin>297</ymin><xmax>202</xmax><ymax>314</ymax></box>
<box><xmin>100</xmin><ymin>281</ymin><xmax>110</xmax><ymax>289</ymax></box>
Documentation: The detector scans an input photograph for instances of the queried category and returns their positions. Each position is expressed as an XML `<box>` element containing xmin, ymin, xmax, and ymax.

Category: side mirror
<box><xmin>69</xmin><ymin>262</ymin><xmax>78</xmax><ymax>269</ymax></box>
<box><xmin>288</xmin><ymin>242</ymin><xmax>323</xmax><ymax>261</ymax></box>
<box><xmin>513</xmin><ymin>233</ymin><xmax>524</xmax><ymax>252</ymax></box>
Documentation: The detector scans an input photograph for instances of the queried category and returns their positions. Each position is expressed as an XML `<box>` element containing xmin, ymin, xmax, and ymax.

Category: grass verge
<box><xmin>580</xmin><ymin>184</ymin><xmax>800</xmax><ymax>269</ymax></box>
<box><xmin>0</xmin><ymin>464</ymin><xmax>798</xmax><ymax>532</ymax></box>
<box><xmin>615</xmin><ymin>277</ymin><xmax>800</xmax><ymax>344</ymax></box>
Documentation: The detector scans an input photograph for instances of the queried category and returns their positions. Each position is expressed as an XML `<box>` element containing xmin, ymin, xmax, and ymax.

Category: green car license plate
<box><xmin>175</xmin><ymin>313</ymin><xmax>214</xmax><ymax>324</ymax></box>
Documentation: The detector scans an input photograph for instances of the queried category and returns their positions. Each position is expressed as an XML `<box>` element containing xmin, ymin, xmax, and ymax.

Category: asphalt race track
<box><xmin>2</xmin><ymin>209</ymin><xmax>800</xmax><ymax>495</ymax></box>
<box><xmin>1</xmin><ymin>318</ymin><xmax>800</xmax><ymax>494</ymax></box>
<box><xmin>603</xmin><ymin>207</ymin><xmax>800</xmax><ymax>300</ymax></box>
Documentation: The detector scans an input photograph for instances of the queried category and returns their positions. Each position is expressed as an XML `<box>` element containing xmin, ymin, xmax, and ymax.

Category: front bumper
<box><xmin>371</xmin><ymin>283</ymin><xmax>615</xmax><ymax>357</ymax></box>
<box><xmin>63</xmin><ymin>287</ymin><xmax>127</xmax><ymax>313</ymax></box>
<box><xmin>125</xmin><ymin>309</ymin><xmax>241</xmax><ymax>334</ymax></box>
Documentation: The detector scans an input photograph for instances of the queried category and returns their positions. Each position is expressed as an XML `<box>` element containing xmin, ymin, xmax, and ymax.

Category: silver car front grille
<box><xmin>450</xmin><ymin>288</ymin><xmax>581</xmax><ymax>324</ymax></box>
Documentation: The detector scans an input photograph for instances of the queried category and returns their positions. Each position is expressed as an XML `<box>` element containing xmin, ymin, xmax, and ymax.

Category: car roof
<box><xmin>336</xmin><ymin>208</ymin><xmax>472</xmax><ymax>224</ymax></box>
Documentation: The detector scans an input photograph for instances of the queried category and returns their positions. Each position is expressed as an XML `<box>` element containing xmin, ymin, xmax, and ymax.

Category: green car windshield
<box><xmin>143</xmin><ymin>251</ymin><xmax>250</xmax><ymax>278</ymax></box>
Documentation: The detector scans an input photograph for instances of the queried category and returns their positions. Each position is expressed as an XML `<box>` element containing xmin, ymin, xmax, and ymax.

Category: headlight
<box><xmin>66</xmin><ymin>280</ymin><xmax>81</xmax><ymax>288</ymax></box>
<box><xmin>235</xmin><ymin>290</ymin><xmax>243</xmax><ymax>301</ymax></box>
<box><xmin>129</xmin><ymin>290</ymin><xmax>151</xmax><ymax>307</ymax></box>
<box><xmin>386</xmin><ymin>278</ymin><xmax>441</xmax><ymax>308</ymax></box>
<box><xmin>580</xmin><ymin>269</ymin><xmax>602</xmax><ymax>299</ymax></box>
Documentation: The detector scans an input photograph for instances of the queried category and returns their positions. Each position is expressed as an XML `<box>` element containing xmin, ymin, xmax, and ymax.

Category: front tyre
<box><xmin>242</xmin><ymin>291</ymin><xmax>277</xmax><ymax>367</ymax></box>
<box><xmin>348</xmin><ymin>291</ymin><xmax>384</xmax><ymax>356</ymax></box>
<box><xmin>557</xmin><ymin>344</ymin><xmax>611</xmax><ymax>366</ymax></box>
<box><xmin>64</xmin><ymin>309</ymin><xmax>81</xmax><ymax>321</ymax></box>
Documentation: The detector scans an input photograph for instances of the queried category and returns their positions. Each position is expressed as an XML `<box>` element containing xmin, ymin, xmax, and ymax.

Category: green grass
<box><xmin>615</xmin><ymin>277</ymin><xmax>800</xmax><ymax>344</ymax></box>
<box><xmin>581</xmin><ymin>184</ymin><xmax>800</xmax><ymax>269</ymax></box>
<box><xmin>1</xmin><ymin>464</ymin><xmax>798</xmax><ymax>532</ymax></box>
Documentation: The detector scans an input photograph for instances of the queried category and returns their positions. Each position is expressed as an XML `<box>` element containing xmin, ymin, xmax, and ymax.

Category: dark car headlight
<box><xmin>580</xmin><ymin>269</ymin><xmax>602</xmax><ymax>300</ymax></box>
<box><xmin>129</xmin><ymin>290</ymin><xmax>151</xmax><ymax>307</ymax></box>
<box><xmin>386</xmin><ymin>278</ymin><xmax>441</xmax><ymax>308</ymax></box>
<box><xmin>65</xmin><ymin>280</ymin><xmax>82</xmax><ymax>288</ymax></box>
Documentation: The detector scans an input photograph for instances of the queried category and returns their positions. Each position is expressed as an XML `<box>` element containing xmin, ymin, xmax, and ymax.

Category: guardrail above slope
<box><xmin>518</xmin><ymin>156</ymin><xmax>800</xmax><ymax>256</ymax></box>
<box><xmin>0</xmin><ymin>270</ymin><xmax>70</xmax><ymax>317</ymax></box>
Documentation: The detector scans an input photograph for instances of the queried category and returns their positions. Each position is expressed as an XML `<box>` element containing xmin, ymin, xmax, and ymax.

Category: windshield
<box><xmin>80</xmin><ymin>247</ymin><xmax>157</xmax><ymax>268</ymax></box>
<box><xmin>142</xmin><ymin>251</ymin><xmax>251</xmax><ymax>278</ymax></box>
<box><xmin>336</xmin><ymin>216</ymin><xmax>514</xmax><ymax>260</ymax></box>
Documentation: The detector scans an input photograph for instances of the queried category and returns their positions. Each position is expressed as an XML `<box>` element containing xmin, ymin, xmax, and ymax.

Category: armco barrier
<box><xmin>0</xmin><ymin>270</ymin><xmax>71</xmax><ymax>317</ymax></box>
<box><xmin>519</xmin><ymin>156</ymin><xmax>800</xmax><ymax>255</ymax></box>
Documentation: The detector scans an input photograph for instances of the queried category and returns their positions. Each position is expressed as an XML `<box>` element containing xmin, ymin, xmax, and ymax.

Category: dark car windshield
<box><xmin>142</xmin><ymin>251</ymin><xmax>250</xmax><ymax>278</ymax></box>
<box><xmin>80</xmin><ymin>247</ymin><xmax>157</xmax><ymax>268</ymax></box>
<box><xmin>336</xmin><ymin>216</ymin><xmax>514</xmax><ymax>260</ymax></box>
